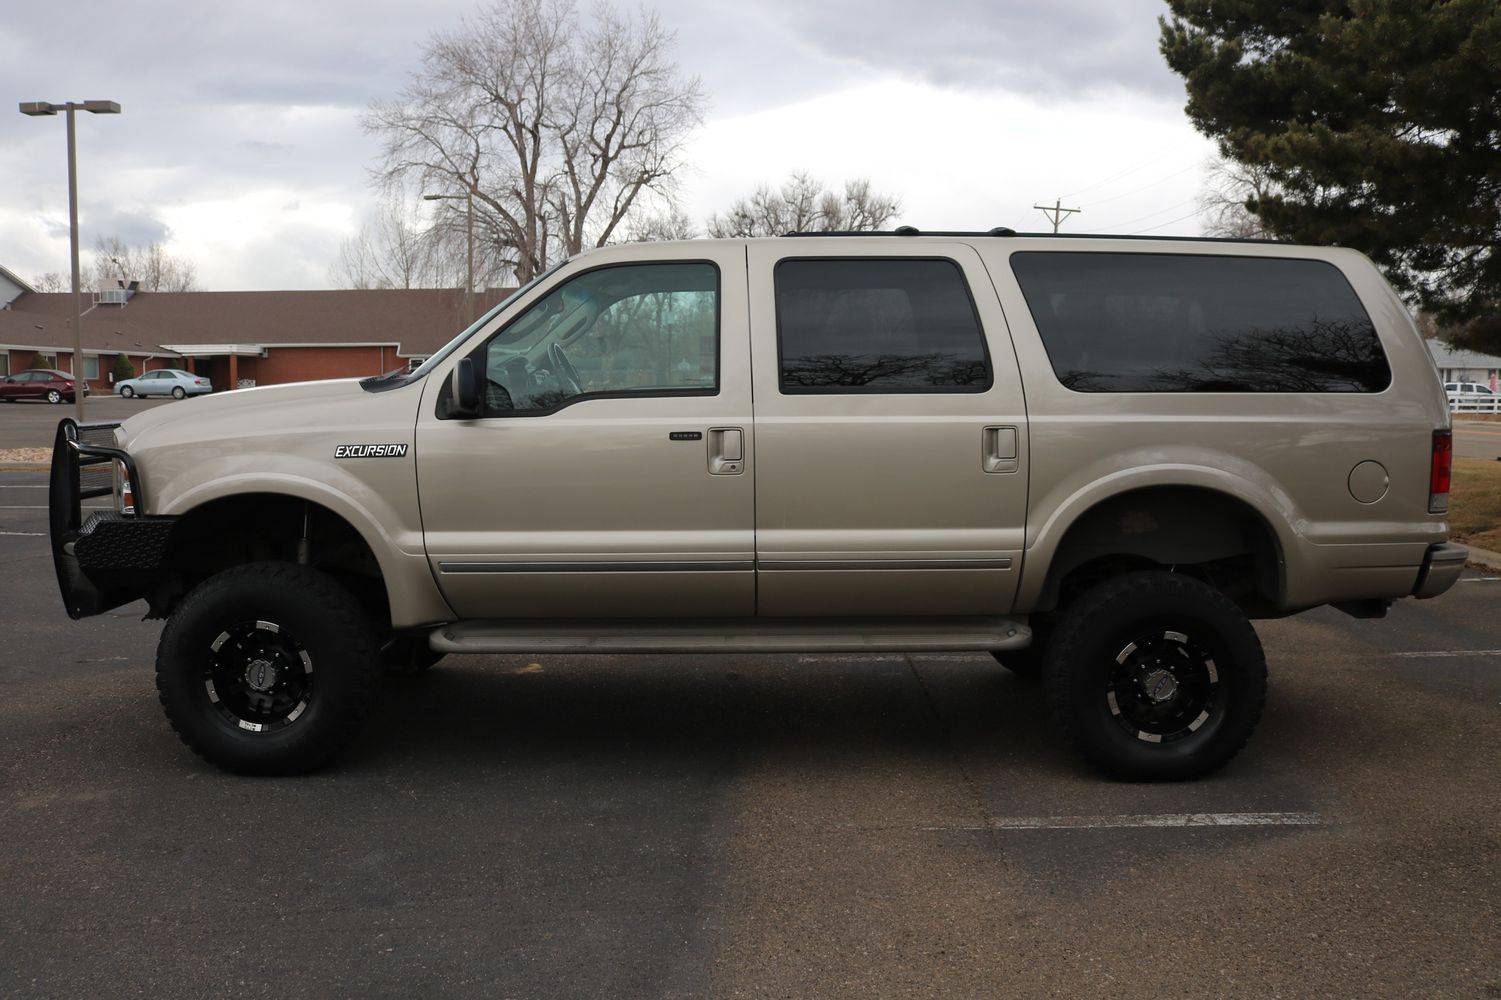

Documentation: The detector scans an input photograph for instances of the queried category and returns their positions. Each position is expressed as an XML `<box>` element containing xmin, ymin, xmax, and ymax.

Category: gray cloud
<box><xmin>0</xmin><ymin>0</ymin><xmax>1184</xmax><ymax>288</ymax></box>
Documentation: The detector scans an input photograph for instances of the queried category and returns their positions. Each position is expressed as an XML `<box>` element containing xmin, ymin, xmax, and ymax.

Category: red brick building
<box><xmin>0</xmin><ymin>284</ymin><xmax>509</xmax><ymax>394</ymax></box>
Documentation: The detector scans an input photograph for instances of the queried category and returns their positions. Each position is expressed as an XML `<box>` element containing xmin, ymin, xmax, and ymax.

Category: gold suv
<box><xmin>50</xmin><ymin>230</ymin><xmax>1465</xmax><ymax>779</ymax></box>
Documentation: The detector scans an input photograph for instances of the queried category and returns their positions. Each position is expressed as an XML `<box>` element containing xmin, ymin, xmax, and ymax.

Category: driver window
<box><xmin>477</xmin><ymin>261</ymin><xmax>718</xmax><ymax>415</ymax></box>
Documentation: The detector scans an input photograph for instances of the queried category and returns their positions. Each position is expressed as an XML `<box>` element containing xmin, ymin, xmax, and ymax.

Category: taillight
<box><xmin>1429</xmin><ymin>430</ymin><xmax>1452</xmax><ymax>514</ymax></box>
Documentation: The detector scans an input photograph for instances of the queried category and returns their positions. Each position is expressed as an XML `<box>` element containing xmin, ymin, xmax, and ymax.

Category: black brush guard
<box><xmin>49</xmin><ymin>419</ymin><xmax>174</xmax><ymax>619</ymax></box>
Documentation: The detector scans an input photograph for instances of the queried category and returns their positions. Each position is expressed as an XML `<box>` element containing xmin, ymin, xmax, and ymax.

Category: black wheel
<box><xmin>380</xmin><ymin>635</ymin><xmax>445</xmax><ymax>675</ymax></box>
<box><xmin>46</xmin><ymin>389</ymin><xmax>62</xmax><ymax>404</ymax></box>
<box><xmin>1044</xmin><ymin>571</ymin><xmax>1266</xmax><ymax>781</ymax></box>
<box><xmin>171</xmin><ymin>386</ymin><xmax>186</xmax><ymax>399</ymax></box>
<box><xmin>121</xmin><ymin>385</ymin><xmax>135</xmax><ymax>398</ymax></box>
<box><xmin>155</xmin><ymin>562</ymin><xmax>380</xmax><ymax>774</ymax></box>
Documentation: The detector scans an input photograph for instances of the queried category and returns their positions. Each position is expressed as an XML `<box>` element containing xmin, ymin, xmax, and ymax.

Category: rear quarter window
<box><xmin>1009</xmin><ymin>252</ymin><xmax>1391</xmax><ymax>393</ymax></box>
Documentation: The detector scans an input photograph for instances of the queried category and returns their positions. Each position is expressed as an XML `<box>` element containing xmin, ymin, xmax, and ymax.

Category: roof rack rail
<box><xmin>782</xmin><ymin>227</ymin><xmax>1017</xmax><ymax>238</ymax></box>
<box><xmin>778</xmin><ymin>228</ymin><xmax>1289</xmax><ymax>245</ymax></box>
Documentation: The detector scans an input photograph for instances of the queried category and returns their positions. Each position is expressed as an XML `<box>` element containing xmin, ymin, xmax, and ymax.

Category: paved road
<box><xmin>2</xmin><ymin>471</ymin><xmax>1498</xmax><ymax>997</ymax></box>
<box><xmin>1456</xmin><ymin>420</ymin><xmax>1501</xmax><ymax>461</ymax></box>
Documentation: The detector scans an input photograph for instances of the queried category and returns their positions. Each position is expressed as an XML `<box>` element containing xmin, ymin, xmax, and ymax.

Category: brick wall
<box><xmin>252</xmin><ymin>345</ymin><xmax>397</xmax><ymax>386</ymax></box>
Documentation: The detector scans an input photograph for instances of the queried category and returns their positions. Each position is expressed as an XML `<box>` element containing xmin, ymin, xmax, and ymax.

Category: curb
<box><xmin>0</xmin><ymin>464</ymin><xmax>49</xmax><ymax>473</ymax></box>
<box><xmin>1464</xmin><ymin>544</ymin><xmax>1501</xmax><ymax>573</ymax></box>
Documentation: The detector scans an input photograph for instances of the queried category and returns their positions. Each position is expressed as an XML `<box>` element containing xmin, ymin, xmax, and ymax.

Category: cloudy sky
<box><xmin>0</xmin><ymin>0</ymin><xmax>1215</xmax><ymax>291</ymax></box>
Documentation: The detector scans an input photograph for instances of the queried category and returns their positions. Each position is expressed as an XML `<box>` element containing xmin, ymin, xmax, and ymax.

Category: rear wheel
<box><xmin>171</xmin><ymin>386</ymin><xmax>186</xmax><ymax>399</ymax></box>
<box><xmin>1044</xmin><ymin>571</ymin><xmax>1266</xmax><ymax>780</ymax></box>
<box><xmin>46</xmin><ymin>389</ymin><xmax>62</xmax><ymax>404</ymax></box>
<box><xmin>121</xmin><ymin>385</ymin><xmax>135</xmax><ymax>398</ymax></box>
<box><xmin>155</xmin><ymin>562</ymin><xmax>380</xmax><ymax>774</ymax></box>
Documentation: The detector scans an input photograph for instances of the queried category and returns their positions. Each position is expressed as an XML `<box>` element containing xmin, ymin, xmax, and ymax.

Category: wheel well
<box><xmin>1036</xmin><ymin>486</ymin><xmax>1284</xmax><ymax>617</ymax></box>
<box><xmin>149</xmin><ymin>494</ymin><xmax>391</xmax><ymax>629</ymax></box>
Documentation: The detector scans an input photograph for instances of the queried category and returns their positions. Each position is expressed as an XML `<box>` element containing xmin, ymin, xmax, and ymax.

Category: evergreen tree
<box><xmin>1160</xmin><ymin>0</ymin><xmax>1501</xmax><ymax>347</ymax></box>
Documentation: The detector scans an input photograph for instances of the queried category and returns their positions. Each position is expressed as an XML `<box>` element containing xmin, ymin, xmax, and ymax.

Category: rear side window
<box><xmin>1010</xmin><ymin>252</ymin><xmax>1391</xmax><ymax>393</ymax></box>
<box><xmin>775</xmin><ymin>258</ymin><xmax>991</xmax><ymax>393</ymax></box>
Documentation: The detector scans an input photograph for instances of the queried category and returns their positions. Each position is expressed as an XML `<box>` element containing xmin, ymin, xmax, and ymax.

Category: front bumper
<box><xmin>49</xmin><ymin>419</ymin><xmax>175</xmax><ymax>619</ymax></box>
<box><xmin>1412</xmin><ymin>542</ymin><xmax>1467</xmax><ymax>599</ymax></box>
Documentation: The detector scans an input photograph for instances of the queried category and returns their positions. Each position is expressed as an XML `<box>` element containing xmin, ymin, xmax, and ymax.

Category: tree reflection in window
<box><xmin>1012</xmin><ymin>252</ymin><xmax>1391</xmax><ymax>393</ymax></box>
<box><xmin>776</xmin><ymin>258</ymin><xmax>991</xmax><ymax>394</ymax></box>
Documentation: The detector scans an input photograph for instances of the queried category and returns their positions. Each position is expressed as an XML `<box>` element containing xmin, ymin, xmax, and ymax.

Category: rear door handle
<box><xmin>982</xmin><ymin>425</ymin><xmax>1019</xmax><ymax>474</ymax></box>
<box><xmin>709</xmin><ymin>427</ymin><xmax>744</xmax><ymax>475</ymax></box>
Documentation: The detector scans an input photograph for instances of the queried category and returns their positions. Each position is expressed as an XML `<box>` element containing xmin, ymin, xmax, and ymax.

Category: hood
<box><xmin>117</xmin><ymin>378</ymin><xmax>369</xmax><ymax>449</ymax></box>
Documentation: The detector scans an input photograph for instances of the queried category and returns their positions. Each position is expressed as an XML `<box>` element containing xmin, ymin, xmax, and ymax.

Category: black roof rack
<box><xmin>780</xmin><ymin>228</ymin><xmax>1289</xmax><ymax>245</ymax></box>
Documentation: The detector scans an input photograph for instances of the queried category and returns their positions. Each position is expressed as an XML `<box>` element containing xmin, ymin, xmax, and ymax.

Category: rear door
<box><xmin>747</xmin><ymin>241</ymin><xmax>1030</xmax><ymax>616</ymax></box>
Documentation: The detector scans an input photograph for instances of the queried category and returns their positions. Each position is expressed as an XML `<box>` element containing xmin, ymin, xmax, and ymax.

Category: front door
<box><xmin>415</xmin><ymin>245</ymin><xmax>755</xmax><ymax>619</ymax></box>
<box><xmin>747</xmin><ymin>241</ymin><xmax>1030</xmax><ymax>616</ymax></box>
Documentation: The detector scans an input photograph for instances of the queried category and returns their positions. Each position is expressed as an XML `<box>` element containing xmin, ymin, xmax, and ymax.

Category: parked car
<box><xmin>116</xmin><ymin>369</ymin><xmax>212</xmax><ymax>399</ymax></box>
<box><xmin>1444</xmin><ymin>381</ymin><xmax>1498</xmax><ymax>412</ymax></box>
<box><xmin>50</xmin><ymin>231</ymin><xmax>1464</xmax><ymax>780</ymax></box>
<box><xmin>0</xmin><ymin>368</ymin><xmax>89</xmax><ymax>404</ymax></box>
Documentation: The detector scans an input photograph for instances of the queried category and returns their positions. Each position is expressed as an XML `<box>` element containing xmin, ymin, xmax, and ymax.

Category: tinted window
<box><xmin>474</xmin><ymin>262</ymin><xmax>717</xmax><ymax>415</ymax></box>
<box><xmin>1010</xmin><ymin>253</ymin><xmax>1391</xmax><ymax>393</ymax></box>
<box><xmin>775</xmin><ymin>258</ymin><xmax>991</xmax><ymax>393</ymax></box>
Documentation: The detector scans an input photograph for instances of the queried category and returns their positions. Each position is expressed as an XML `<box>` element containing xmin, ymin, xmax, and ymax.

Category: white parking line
<box><xmin>1391</xmin><ymin>649</ymin><xmax>1501</xmax><ymax>658</ymax></box>
<box><xmin>927</xmin><ymin>811</ymin><xmax>1321</xmax><ymax>831</ymax></box>
<box><xmin>0</xmin><ymin>530</ymin><xmax>45</xmax><ymax>536</ymax></box>
<box><xmin>797</xmin><ymin>654</ymin><xmax>994</xmax><ymax>663</ymax></box>
<box><xmin>0</xmin><ymin>485</ymin><xmax>47</xmax><ymax>488</ymax></box>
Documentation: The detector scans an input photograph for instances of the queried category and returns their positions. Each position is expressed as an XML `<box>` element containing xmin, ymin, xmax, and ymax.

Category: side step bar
<box><xmin>430</xmin><ymin>617</ymin><xmax>1032</xmax><ymax>655</ymax></box>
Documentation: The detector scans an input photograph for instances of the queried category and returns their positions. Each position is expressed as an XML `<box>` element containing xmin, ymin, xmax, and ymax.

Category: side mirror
<box><xmin>448</xmin><ymin>357</ymin><xmax>482</xmax><ymax>419</ymax></box>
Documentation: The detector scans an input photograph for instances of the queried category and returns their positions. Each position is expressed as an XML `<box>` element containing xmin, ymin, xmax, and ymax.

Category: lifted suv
<box><xmin>49</xmin><ymin>231</ymin><xmax>1465</xmax><ymax>779</ymax></box>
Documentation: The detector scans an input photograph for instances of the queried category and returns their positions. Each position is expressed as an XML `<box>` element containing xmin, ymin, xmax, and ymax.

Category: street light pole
<box><xmin>20</xmin><ymin>100</ymin><xmax>122</xmax><ymax>422</ymax></box>
<box><xmin>423</xmin><ymin>190</ymin><xmax>476</xmax><ymax>325</ymax></box>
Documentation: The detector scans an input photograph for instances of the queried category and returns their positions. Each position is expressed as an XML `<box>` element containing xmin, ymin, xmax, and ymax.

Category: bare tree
<box><xmin>623</xmin><ymin>205</ymin><xmax>698</xmax><ymax>242</ymax></box>
<box><xmin>706</xmin><ymin>172</ymin><xmax>900</xmax><ymax>237</ymax></box>
<box><xmin>365</xmin><ymin>0</ymin><xmax>705</xmax><ymax>284</ymax></box>
<box><xmin>30</xmin><ymin>271</ymin><xmax>66</xmax><ymax>292</ymax></box>
<box><xmin>1198</xmin><ymin>158</ymin><xmax>1277</xmax><ymax>240</ymax></box>
<box><xmin>332</xmin><ymin>195</ymin><xmax>449</xmax><ymax>289</ymax></box>
<box><xmin>89</xmin><ymin>236</ymin><xmax>199</xmax><ymax>292</ymax></box>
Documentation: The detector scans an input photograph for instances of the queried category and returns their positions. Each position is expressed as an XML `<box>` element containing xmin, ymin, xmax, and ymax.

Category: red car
<box><xmin>0</xmin><ymin>369</ymin><xmax>90</xmax><ymax>404</ymax></box>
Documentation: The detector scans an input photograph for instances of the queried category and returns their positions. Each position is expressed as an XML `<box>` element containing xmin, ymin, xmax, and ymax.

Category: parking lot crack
<box><xmin>903</xmin><ymin>653</ymin><xmax>995</xmax><ymax>833</ymax></box>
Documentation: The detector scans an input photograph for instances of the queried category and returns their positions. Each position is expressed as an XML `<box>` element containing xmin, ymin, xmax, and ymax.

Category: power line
<box><xmin>1086</xmin><ymin>164</ymin><xmax>1202</xmax><ymax>209</ymax></box>
<box><xmin>1059</xmin><ymin>141</ymin><xmax>1203</xmax><ymax>200</ymax></box>
<box><xmin>1130</xmin><ymin>206</ymin><xmax>1210</xmax><ymax>235</ymax></box>
<box><xmin>1098</xmin><ymin>196</ymin><xmax>1200</xmax><ymax>231</ymax></box>
<box><xmin>1033</xmin><ymin>198</ymin><xmax>1082</xmax><ymax>234</ymax></box>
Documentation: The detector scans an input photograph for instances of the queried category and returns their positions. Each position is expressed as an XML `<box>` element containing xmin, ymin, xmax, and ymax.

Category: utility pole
<box><xmin>1033</xmin><ymin>197</ymin><xmax>1082</xmax><ymax>234</ymax></box>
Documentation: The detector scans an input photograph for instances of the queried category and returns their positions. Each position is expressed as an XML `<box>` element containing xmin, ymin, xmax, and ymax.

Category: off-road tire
<box><xmin>1044</xmin><ymin>571</ymin><xmax>1266</xmax><ymax>781</ymax></box>
<box><xmin>156</xmin><ymin>562</ymin><xmax>380</xmax><ymax>774</ymax></box>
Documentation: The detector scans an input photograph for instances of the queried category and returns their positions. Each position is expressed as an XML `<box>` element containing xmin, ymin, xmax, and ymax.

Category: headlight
<box><xmin>114</xmin><ymin>462</ymin><xmax>135</xmax><ymax>515</ymax></box>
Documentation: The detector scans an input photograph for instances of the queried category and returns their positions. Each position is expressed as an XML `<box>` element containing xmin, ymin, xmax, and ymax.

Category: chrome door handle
<box><xmin>709</xmin><ymin>427</ymin><xmax>744</xmax><ymax>475</ymax></box>
<box><xmin>983</xmin><ymin>425</ymin><xmax>1019</xmax><ymax>474</ymax></box>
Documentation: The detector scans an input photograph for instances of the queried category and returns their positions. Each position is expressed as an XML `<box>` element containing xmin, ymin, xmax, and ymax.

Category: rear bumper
<box><xmin>1412</xmin><ymin>542</ymin><xmax>1467</xmax><ymax>599</ymax></box>
<box><xmin>49</xmin><ymin>419</ymin><xmax>175</xmax><ymax>619</ymax></box>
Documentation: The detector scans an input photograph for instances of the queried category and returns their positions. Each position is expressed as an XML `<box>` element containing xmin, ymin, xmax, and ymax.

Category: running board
<box><xmin>429</xmin><ymin>616</ymin><xmax>1031</xmax><ymax>655</ymax></box>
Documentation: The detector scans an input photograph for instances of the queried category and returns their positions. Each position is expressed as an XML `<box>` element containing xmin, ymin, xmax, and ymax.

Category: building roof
<box><xmin>0</xmin><ymin>287</ymin><xmax>513</xmax><ymax>357</ymax></box>
<box><xmin>0</xmin><ymin>264</ymin><xmax>35</xmax><ymax>295</ymax></box>
<box><xmin>1427</xmin><ymin>340</ymin><xmax>1501</xmax><ymax>371</ymax></box>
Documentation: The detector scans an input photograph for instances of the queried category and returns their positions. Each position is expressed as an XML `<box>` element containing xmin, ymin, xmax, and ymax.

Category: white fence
<box><xmin>1450</xmin><ymin>395</ymin><xmax>1501</xmax><ymax>413</ymax></box>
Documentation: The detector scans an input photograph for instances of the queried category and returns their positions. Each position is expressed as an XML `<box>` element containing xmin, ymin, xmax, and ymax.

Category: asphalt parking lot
<box><xmin>1</xmin><ymin>470</ymin><xmax>1498</xmax><ymax>998</ymax></box>
<box><xmin>0</xmin><ymin>394</ymin><xmax>174</xmax><ymax>450</ymax></box>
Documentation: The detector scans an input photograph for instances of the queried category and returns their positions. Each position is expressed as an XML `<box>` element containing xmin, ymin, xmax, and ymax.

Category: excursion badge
<box><xmin>334</xmin><ymin>444</ymin><xmax>409</xmax><ymax>459</ymax></box>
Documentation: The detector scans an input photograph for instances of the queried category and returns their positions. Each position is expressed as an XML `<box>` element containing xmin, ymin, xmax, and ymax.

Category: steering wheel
<box><xmin>548</xmin><ymin>342</ymin><xmax>583</xmax><ymax>396</ymax></box>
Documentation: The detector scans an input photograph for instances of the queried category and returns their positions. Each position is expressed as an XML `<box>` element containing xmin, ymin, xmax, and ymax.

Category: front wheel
<box><xmin>171</xmin><ymin>386</ymin><xmax>186</xmax><ymax>399</ymax></box>
<box><xmin>46</xmin><ymin>389</ymin><xmax>62</xmax><ymax>404</ymax></box>
<box><xmin>1044</xmin><ymin>571</ymin><xmax>1266</xmax><ymax>781</ymax></box>
<box><xmin>120</xmin><ymin>385</ymin><xmax>135</xmax><ymax>398</ymax></box>
<box><xmin>155</xmin><ymin>562</ymin><xmax>380</xmax><ymax>774</ymax></box>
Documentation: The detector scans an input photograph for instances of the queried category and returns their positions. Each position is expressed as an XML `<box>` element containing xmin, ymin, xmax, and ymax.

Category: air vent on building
<box><xmin>99</xmin><ymin>288</ymin><xmax>133</xmax><ymax>305</ymax></box>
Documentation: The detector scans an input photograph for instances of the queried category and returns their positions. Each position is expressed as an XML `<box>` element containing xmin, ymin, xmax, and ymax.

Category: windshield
<box><xmin>361</xmin><ymin>259</ymin><xmax>568</xmax><ymax>391</ymax></box>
